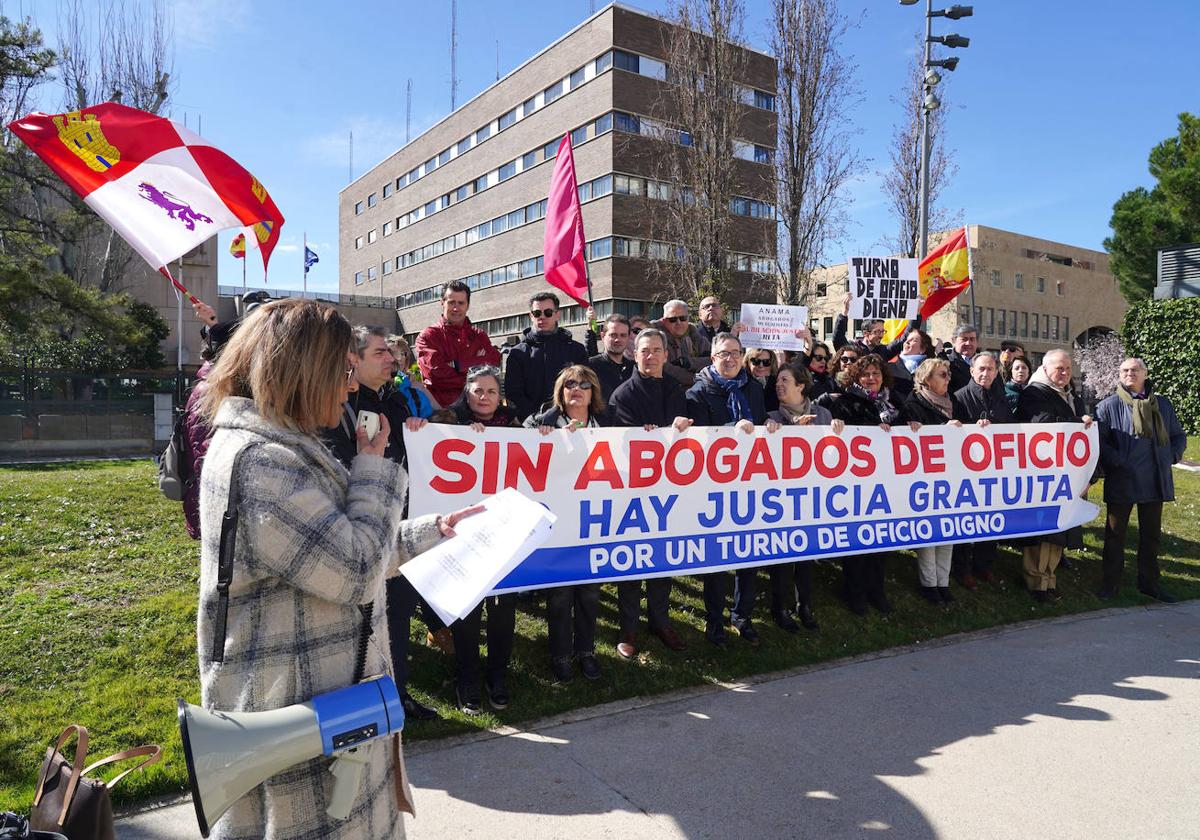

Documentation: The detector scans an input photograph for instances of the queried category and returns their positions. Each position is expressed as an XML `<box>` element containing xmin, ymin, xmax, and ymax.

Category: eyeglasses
<box><xmin>713</xmin><ymin>350</ymin><xmax>739</xmax><ymax>360</ymax></box>
<box><xmin>531</xmin><ymin>308</ymin><xmax>557</xmax><ymax>318</ymax></box>
<box><xmin>662</xmin><ymin>316</ymin><xmax>687</xmax><ymax>324</ymax></box>
<box><xmin>564</xmin><ymin>380</ymin><xmax>593</xmax><ymax>391</ymax></box>
<box><xmin>750</xmin><ymin>358</ymin><xmax>772</xmax><ymax>367</ymax></box>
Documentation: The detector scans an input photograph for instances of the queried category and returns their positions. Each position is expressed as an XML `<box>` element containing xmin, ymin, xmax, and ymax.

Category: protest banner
<box><xmin>739</xmin><ymin>303</ymin><xmax>809</xmax><ymax>350</ymax></box>
<box><xmin>406</xmin><ymin>424</ymin><xmax>1099</xmax><ymax>595</ymax></box>
<box><xmin>848</xmin><ymin>256</ymin><xmax>920</xmax><ymax>321</ymax></box>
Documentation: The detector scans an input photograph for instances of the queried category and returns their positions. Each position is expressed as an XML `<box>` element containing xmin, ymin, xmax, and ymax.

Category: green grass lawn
<box><xmin>2</xmin><ymin>450</ymin><xmax>1199</xmax><ymax>813</ymax></box>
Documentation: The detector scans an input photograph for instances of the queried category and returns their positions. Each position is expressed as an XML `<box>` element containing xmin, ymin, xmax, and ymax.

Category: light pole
<box><xmin>900</xmin><ymin>1</ymin><xmax>972</xmax><ymax>259</ymax></box>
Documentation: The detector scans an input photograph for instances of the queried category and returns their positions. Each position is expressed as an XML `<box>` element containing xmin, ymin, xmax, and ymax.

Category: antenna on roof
<box><xmin>406</xmin><ymin>79</ymin><xmax>412</xmax><ymax>144</ymax></box>
<box><xmin>450</xmin><ymin>0</ymin><xmax>459</xmax><ymax>111</ymax></box>
<box><xmin>496</xmin><ymin>40</ymin><xmax>500</xmax><ymax>81</ymax></box>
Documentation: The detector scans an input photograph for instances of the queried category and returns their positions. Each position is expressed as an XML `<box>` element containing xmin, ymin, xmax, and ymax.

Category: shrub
<box><xmin>1121</xmin><ymin>298</ymin><xmax>1200</xmax><ymax>433</ymax></box>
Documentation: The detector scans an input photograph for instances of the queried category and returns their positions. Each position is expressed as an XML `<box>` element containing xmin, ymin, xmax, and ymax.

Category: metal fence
<box><xmin>218</xmin><ymin>285</ymin><xmax>397</xmax><ymax>309</ymax></box>
<box><xmin>0</xmin><ymin>370</ymin><xmax>186</xmax><ymax>461</ymax></box>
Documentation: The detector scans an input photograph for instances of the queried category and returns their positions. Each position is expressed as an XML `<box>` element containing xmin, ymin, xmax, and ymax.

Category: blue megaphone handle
<box><xmin>310</xmin><ymin>676</ymin><xmax>404</xmax><ymax>756</ymax></box>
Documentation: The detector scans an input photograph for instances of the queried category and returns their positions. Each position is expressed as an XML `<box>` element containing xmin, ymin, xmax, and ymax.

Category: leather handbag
<box><xmin>29</xmin><ymin>725</ymin><xmax>161</xmax><ymax>840</ymax></box>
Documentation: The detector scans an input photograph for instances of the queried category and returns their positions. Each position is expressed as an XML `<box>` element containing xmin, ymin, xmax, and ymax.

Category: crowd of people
<box><xmin>184</xmin><ymin>284</ymin><xmax>1187</xmax><ymax>838</ymax></box>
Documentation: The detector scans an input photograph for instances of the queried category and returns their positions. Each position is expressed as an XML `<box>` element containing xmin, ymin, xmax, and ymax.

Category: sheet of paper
<box><xmin>739</xmin><ymin>303</ymin><xmax>809</xmax><ymax>350</ymax></box>
<box><xmin>847</xmin><ymin>256</ymin><xmax>920</xmax><ymax>320</ymax></box>
<box><xmin>400</xmin><ymin>487</ymin><xmax>556</xmax><ymax>626</ymax></box>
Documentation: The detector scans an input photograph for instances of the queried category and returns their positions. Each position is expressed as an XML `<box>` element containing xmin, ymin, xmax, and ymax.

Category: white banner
<box><xmin>847</xmin><ymin>256</ymin><xmax>920</xmax><ymax>320</ymax></box>
<box><xmin>405</xmin><ymin>424</ymin><xmax>1100</xmax><ymax>594</ymax></box>
<box><xmin>739</xmin><ymin>303</ymin><xmax>809</xmax><ymax>350</ymax></box>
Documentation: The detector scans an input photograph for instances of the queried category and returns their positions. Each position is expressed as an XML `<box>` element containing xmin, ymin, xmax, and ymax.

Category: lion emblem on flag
<box><xmin>137</xmin><ymin>182</ymin><xmax>214</xmax><ymax>231</ymax></box>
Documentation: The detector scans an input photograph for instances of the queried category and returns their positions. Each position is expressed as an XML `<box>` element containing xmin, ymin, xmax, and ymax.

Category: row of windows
<box><xmin>352</xmin><ymin>48</ymin><xmax>777</xmax><ymax>215</ymax></box>
<box><xmin>392</xmin><ymin>235</ymin><xmax>773</xmax><ymax>308</ymax></box>
<box><xmin>988</xmin><ymin>270</ymin><xmax>1064</xmax><ymax>295</ymax></box>
<box><xmin>472</xmin><ymin>298</ymin><xmax>654</xmax><ymax>339</ymax></box>
<box><xmin>959</xmin><ymin>304</ymin><xmax>1072</xmax><ymax>343</ymax></box>
<box><xmin>381</xmin><ymin>109</ymin><xmax>774</xmax><ymax>238</ymax></box>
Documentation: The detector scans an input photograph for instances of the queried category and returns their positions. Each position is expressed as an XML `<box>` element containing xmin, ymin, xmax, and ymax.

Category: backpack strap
<box><xmin>211</xmin><ymin>444</ymin><xmax>257</xmax><ymax>664</ymax></box>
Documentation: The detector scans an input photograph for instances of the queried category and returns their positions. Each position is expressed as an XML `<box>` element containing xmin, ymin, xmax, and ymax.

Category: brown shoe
<box><xmin>616</xmin><ymin>633</ymin><xmax>638</xmax><ymax>660</ymax></box>
<box><xmin>427</xmin><ymin>628</ymin><xmax>455</xmax><ymax>655</ymax></box>
<box><xmin>652</xmin><ymin>625</ymin><xmax>688</xmax><ymax>652</ymax></box>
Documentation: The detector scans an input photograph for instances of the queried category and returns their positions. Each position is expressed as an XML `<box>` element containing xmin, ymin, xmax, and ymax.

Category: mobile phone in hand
<box><xmin>356</xmin><ymin>410</ymin><xmax>380</xmax><ymax>442</ymax></box>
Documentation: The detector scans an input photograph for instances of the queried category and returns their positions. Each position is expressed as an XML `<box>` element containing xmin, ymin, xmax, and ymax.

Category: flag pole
<box><xmin>176</xmin><ymin>256</ymin><xmax>184</xmax><ymax>375</ymax></box>
<box><xmin>241</xmin><ymin>239</ymin><xmax>247</xmax><ymax>297</ymax></box>
<box><xmin>303</xmin><ymin>232</ymin><xmax>308</xmax><ymax>297</ymax></box>
<box><xmin>965</xmin><ymin>224</ymin><xmax>976</xmax><ymax>325</ymax></box>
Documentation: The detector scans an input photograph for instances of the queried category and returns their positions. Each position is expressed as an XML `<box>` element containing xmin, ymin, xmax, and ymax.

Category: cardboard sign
<box><xmin>848</xmin><ymin>256</ymin><xmax>920</xmax><ymax>320</ymax></box>
<box><xmin>739</xmin><ymin>303</ymin><xmax>809</xmax><ymax>350</ymax></box>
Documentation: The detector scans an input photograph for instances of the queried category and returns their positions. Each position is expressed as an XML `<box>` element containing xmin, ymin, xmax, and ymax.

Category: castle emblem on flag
<box><xmin>252</xmin><ymin>219</ymin><xmax>274</xmax><ymax>242</ymax></box>
<box><xmin>53</xmin><ymin>110</ymin><xmax>120</xmax><ymax>172</ymax></box>
<box><xmin>250</xmin><ymin>176</ymin><xmax>267</xmax><ymax>203</ymax></box>
<box><xmin>138</xmin><ymin>182</ymin><xmax>214</xmax><ymax>231</ymax></box>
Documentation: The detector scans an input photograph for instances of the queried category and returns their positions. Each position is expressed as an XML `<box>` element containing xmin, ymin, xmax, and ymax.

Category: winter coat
<box><xmin>322</xmin><ymin>382</ymin><xmax>414</xmax><ymax>470</ymax></box>
<box><xmin>416</xmin><ymin>317</ymin><xmax>501</xmax><ymax>408</ymax></box>
<box><xmin>588</xmin><ymin>352</ymin><xmax>635</xmax><ymax>402</ymax></box>
<box><xmin>816</xmin><ymin>388</ymin><xmax>905</xmax><ymax>427</ymax></box>
<box><xmin>1095</xmin><ymin>389</ymin><xmax>1186</xmax><ymax>505</ymax></box>
<box><xmin>1016</xmin><ymin>381</ymin><xmax>1086</xmax><ymax>547</ymax></box>
<box><xmin>954</xmin><ymin>380</ymin><xmax>1014</xmax><ymax>424</ymax></box>
<box><xmin>182</xmin><ymin>361</ymin><xmax>214</xmax><ymax>539</ymax></box>
<box><xmin>523</xmin><ymin>405</ymin><xmax>613</xmax><ymax>429</ymax></box>
<box><xmin>198</xmin><ymin>397</ymin><xmax>441</xmax><ymax>840</ymax></box>
<box><xmin>1004</xmin><ymin>380</ymin><xmax>1025</xmax><ymax>415</ymax></box>
<box><xmin>504</xmin><ymin>327</ymin><xmax>589</xmax><ymax>420</ymax></box>
<box><xmin>685</xmin><ymin>367</ymin><xmax>768</xmax><ymax>426</ymax></box>
<box><xmin>649</xmin><ymin>320</ymin><xmax>711</xmax><ymax>388</ymax></box>
<box><xmin>807</xmin><ymin>370</ymin><xmax>837</xmax><ymax>400</ymax></box>
<box><xmin>941</xmin><ymin>350</ymin><xmax>974</xmax><ymax>394</ymax></box>
<box><xmin>889</xmin><ymin>360</ymin><xmax>915</xmax><ymax>400</ymax></box>
<box><xmin>697</xmin><ymin>319</ymin><xmax>731</xmax><ymax>343</ymax></box>
<box><xmin>767</xmin><ymin>403</ymin><xmax>834</xmax><ymax>427</ymax></box>
<box><xmin>832</xmin><ymin>314</ymin><xmax>921</xmax><ymax>359</ymax></box>
<box><xmin>609</xmin><ymin>370</ymin><xmax>688</xmax><ymax>428</ymax></box>
<box><xmin>394</xmin><ymin>371</ymin><xmax>435</xmax><ymax>419</ymax></box>
<box><xmin>902</xmin><ymin>390</ymin><xmax>959</xmax><ymax>426</ymax></box>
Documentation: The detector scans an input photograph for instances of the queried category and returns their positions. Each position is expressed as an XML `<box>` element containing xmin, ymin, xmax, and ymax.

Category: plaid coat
<box><xmin>198</xmin><ymin>397</ymin><xmax>441</xmax><ymax>840</ymax></box>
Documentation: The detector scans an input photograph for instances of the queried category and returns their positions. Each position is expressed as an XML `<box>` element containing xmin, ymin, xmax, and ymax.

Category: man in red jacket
<box><xmin>416</xmin><ymin>280</ymin><xmax>502</xmax><ymax>407</ymax></box>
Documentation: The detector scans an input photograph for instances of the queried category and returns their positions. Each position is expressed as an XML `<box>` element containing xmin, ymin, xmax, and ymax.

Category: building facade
<box><xmin>806</xmin><ymin>225</ymin><xmax>1128</xmax><ymax>361</ymax></box>
<box><xmin>339</xmin><ymin>4</ymin><xmax>777</xmax><ymax>344</ymax></box>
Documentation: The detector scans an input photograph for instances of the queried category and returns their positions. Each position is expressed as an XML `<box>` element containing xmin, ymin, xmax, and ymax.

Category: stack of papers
<box><xmin>400</xmin><ymin>488</ymin><xmax>556</xmax><ymax>626</ymax></box>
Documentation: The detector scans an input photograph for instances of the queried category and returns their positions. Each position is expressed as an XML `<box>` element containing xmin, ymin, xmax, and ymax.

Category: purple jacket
<box><xmin>182</xmin><ymin>362</ymin><xmax>214</xmax><ymax>539</ymax></box>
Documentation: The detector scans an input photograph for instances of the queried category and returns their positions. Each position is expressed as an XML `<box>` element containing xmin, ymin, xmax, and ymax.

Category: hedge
<box><xmin>1121</xmin><ymin>297</ymin><xmax>1200</xmax><ymax>434</ymax></box>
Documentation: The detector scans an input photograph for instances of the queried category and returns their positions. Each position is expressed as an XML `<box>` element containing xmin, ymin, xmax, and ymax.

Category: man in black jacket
<box><xmin>951</xmin><ymin>352</ymin><xmax>1012</xmax><ymax>588</ymax></box>
<box><xmin>940</xmin><ymin>324</ymin><xmax>979</xmax><ymax>394</ymax></box>
<box><xmin>697</xmin><ymin>296</ymin><xmax>731</xmax><ymax>342</ymax></box>
<box><xmin>588</xmin><ymin>313</ymin><xmax>635</xmax><ymax>401</ymax></box>
<box><xmin>832</xmin><ymin>293</ymin><xmax>923</xmax><ymax>359</ymax></box>
<box><xmin>686</xmin><ymin>332</ymin><xmax>768</xmax><ymax>647</ymax></box>
<box><xmin>608</xmin><ymin>328</ymin><xmax>693</xmax><ymax>657</ymax></box>
<box><xmin>321</xmin><ymin>325</ymin><xmax>441</xmax><ymax>722</ymax></box>
<box><xmin>505</xmin><ymin>291</ymin><xmax>589</xmax><ymax>421</ymax></box>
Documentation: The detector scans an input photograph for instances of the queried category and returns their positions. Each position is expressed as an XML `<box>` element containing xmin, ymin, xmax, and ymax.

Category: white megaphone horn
<box><xmin>176</xmin><ymin>675</ymin><xmax>404</xmax><ymax>838</ymax></box>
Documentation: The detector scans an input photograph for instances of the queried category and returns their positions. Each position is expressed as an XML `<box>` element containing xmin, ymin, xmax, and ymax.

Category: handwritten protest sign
<box><xmin>739</xmin><ymin>303</ymin><xmax>809</xmax><ymax>350</ymax></box>
<box><xmin>848</xmin><ymin>256</ymin><xmax>920</xmax><ymax>320</ymax></box>
<box><xmin>406</xmin><ymin>424</ymin><xmax>1099</xmax><ymax>594</ymax></box>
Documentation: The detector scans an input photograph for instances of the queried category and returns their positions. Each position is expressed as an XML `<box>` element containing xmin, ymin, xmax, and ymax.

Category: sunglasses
<box><xmin>750</xmin><ymin>358</ymin><xmax>772</xmax><ymax>367</ymax></box>
<box><xmin>564</xmin><ymin>380</ymin><xmax>593</xmax><ymax>391</ymax></box>
<box><xmin>810</xmin><ymin>354</ymin><xmax>829</xmax><ymax>362</ymax></box>
<box><xmin>662</xmin><ymin>316</ymin><xmax>687</xmax><ymax>324</ymax></box>
<box><xmin>531</xmin><ymin>308</ymin><xmax>557</xmax><ymax>318</ymax></box>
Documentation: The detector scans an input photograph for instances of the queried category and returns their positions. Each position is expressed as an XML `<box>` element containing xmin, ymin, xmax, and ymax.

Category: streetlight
<box><xmin>899</xmin><ymin>0</ymin><xmax>973</xmax><ymax>262</ymax></box>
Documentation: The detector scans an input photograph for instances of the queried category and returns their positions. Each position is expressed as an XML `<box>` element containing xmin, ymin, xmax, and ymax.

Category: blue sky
<box><xmin>16</xmin><ymin>0</ymin><xmax>1200</xmax><ymax>296</ymax></box>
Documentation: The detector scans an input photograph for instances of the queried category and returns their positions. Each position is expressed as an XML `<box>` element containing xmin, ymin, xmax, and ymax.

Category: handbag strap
<box><xmin>79</xmin><ymin>745</ymin><xmax>162</xmax><ymax>791</ymax></box>
<box><xmin>32</xmin><ymin>724</ymin><xmax>89</xmax><ymax>826</ymax></box>
<box><xmin>212</xmin><ymin>444</ymin><xmax>257</xmax><ymax>663</ymax></box>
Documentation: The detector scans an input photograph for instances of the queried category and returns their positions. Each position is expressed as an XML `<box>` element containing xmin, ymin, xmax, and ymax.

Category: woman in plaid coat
<box><xmin>196</xmin><ymin>299</ymin><xmax>472</xmax><ymax>839</ymax></box>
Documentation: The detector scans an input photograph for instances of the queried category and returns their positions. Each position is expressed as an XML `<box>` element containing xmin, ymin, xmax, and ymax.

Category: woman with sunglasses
<box><xmin>743</xmin><ymin>346</ymin><xmax>780</xmax><ymax>411</ymax></box>
<box><xmin>440</xmin><ymin>365</ymin><xmax>521</xmax><ymax>715</ymax></box>
<box><xmin>805</xmin><ymin>340</ymin><xmax>835</xmax><ymax>399</ymax></box>
<box><xmin>526</xmin><ymin>364</ymin><xmax>610</xmax><ymax>683</ymax></box>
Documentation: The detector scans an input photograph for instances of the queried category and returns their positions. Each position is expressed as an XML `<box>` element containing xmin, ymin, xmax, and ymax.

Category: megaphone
<box><xmin>177</xmin><ymin>675</ymin><xmax>404</xmax><ymax>838</ymax></box>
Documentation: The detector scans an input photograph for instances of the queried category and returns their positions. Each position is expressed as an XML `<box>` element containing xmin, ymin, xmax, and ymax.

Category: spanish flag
<box><xmin>229</xmin><ymin>232</ymin><xmax>246</xmax><ymax>259</ymax></box>
<box><xmin>881</xmin><ymin>226</ymin><xmax>973</xmax><ymax>343</ymax></box>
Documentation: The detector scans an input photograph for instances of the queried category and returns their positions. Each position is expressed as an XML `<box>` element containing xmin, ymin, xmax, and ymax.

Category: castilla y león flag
<box><xmin>9</xmin><ymin>102</ymin><xmax>284</xmax><ymax>296</ymax></box>
<box><xmin>918</xmin><ymin>225</ymin><xmax>973</xmax><ymax>319</ymax></box>
<box><xmin>543</xmin><ymin>134</ymin><xmax>589</xmax><ymax>306</ymax></box>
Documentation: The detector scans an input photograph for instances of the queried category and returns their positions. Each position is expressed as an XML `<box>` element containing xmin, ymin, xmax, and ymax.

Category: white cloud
<box><xmin>276</xmin><ymin>244</ymin><xmax>300</xmax><ymax>253</ymax></box>
<box><xmin>171</xmin><ymin>0</ymin><xmax>252</xmax><ymax>51</ymax></box>
<box><xmin>301</xmin><ymin>117</ymin><xmax>406</xmax><ymax>172</ymax></box>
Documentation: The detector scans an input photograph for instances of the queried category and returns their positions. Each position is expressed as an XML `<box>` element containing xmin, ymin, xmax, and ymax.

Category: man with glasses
<box><xmin>833</xmin><ymin>292</ymin><xmax>923</xmax><ymax>358</ymax></box>
<box><xmin>686</xmin><ymin>332</ymin><xmax>769</xmax><ymax>647</ymax></box>
<box><xmin>697</xmin><ymin>295</ymin><xmax>731</xmax><ymax>342</ymax></box>
<box><xmin>589</xmin><ymin>313</ymin><xmax>635</xmax><ymax>401</ymax></box>
<box><xmin>652</xmin><ymin>299</ymin><xmax>712</xmax><ymax>388</ymax></box>
<box><xmin>505</xmin><ymin>291</ymin><xmax>589</xmax><ymax>421</ymax></box>
<box><xmin>608</xmin><ymin>329</ymin><xmax>694</xmax><ymax>657</ymax></box>
<box><xmin>416</xmin><ymin>280</ymin><xmax>502</xmax><ymax>407</ymax></box>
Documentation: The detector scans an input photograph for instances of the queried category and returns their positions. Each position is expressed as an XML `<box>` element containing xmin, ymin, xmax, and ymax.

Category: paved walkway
<box><xmin>119</xmin><ymin>602</ymin><xmax>1200</xmax><ymax>839</ymax></box>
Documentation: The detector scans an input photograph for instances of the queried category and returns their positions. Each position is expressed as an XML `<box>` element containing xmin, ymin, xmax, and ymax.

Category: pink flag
<box><xmin>543</xmin><ymin>134</ymin><xmax>589</xmax><ymax>306</ymax></box>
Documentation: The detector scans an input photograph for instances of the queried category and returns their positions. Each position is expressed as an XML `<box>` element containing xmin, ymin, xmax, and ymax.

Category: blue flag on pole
<box><xmin>304</xmin><ymin>246</ymin><xmax>319</xmax><ymax>274</ymax></box>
